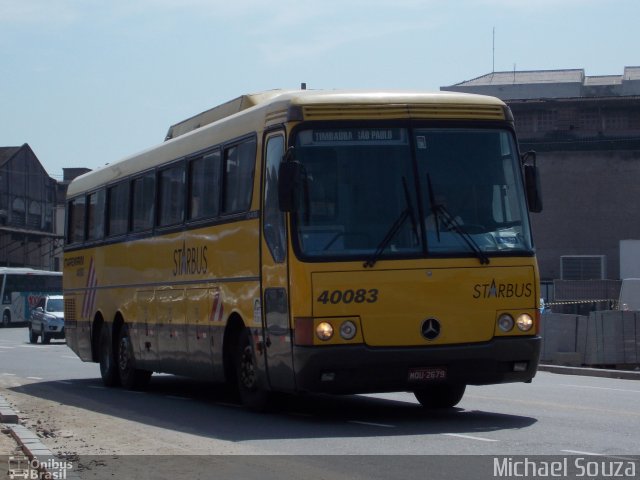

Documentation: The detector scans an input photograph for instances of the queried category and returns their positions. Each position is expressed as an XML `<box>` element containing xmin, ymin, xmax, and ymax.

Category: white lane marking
<box><xmin>561</xmin><ymin>384</ymin><xmax>640</xmax><ymax>394</ymax></box>
<box><xmin>60</xmin><ymin>355</ymin><xmax>79</xmax><ymax>359</ymax></box>
<box><xmin>1</xmin><ymin>373</ymin><xmax>16</xmax><ymax>376</ymax></box>
<box><xmin>88</xmin><ymin>386</ymin><xmax>105</xmax><ymax>389</ymax></box>
<box><xmin>56</xmin><ymin>381</ymin><xmax>73</xmax><ymax>385</ymax></box>
<box><xmin>561</xmin><ymin>449</ymin><xmax>604</xmax><ymax>456</ymax></box>
<box><xmin>443</xmin><ymin>433</ymin><xmax>498</xmax><ymax>442</ymax></box>
<box><xmin>561</xmin><ymin>450</ymin><xmax>636</xmax><ymax>461</ymax></box>
<box><xmin>165</xmin><ymin>395</ymin><xmax>189</xmax><ymax>401</ymax></box>
<box><xmin>348</xmin><ymin>421</ymin><xmax>395</xmax><ymax>428</ymax></box>
<box><xmin>26</xmin><ymin>376</ymin><xmax>43</xmax><ymax>380</ymax></box>
<box><xmin>0</xmin><ymin>346</ymin><xmax>15</xmax><ymax>349</ymax></box>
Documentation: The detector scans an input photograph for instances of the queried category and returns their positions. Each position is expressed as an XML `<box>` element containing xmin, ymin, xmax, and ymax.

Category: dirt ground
<box><xmin>0</xmin><ymin>387</ymin><xmax>254</xmax><ymax>457</ymax></box>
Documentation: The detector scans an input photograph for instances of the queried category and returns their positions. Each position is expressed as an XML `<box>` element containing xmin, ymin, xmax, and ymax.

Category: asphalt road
<box><xmin>1</xmin><ymin>327</ymin><xmax>638</xmax><ymax>479</ymax></box>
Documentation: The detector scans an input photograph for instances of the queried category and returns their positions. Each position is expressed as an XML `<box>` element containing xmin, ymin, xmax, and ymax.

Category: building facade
<box><xmin>0</xmin><ymin>144</ymin><xmax>62</xmax><ymax>270</ymax></box>
<box><xmin>443</xmin><ymin>67</ymin><xmax>640</xmax><ymax>283</ymax></box>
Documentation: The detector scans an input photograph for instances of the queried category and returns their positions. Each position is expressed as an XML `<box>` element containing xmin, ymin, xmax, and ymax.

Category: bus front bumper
<box><xmin>292</xmin><ymin>336</ymin><xmax>541</xmax><ymax>394</ymax></box>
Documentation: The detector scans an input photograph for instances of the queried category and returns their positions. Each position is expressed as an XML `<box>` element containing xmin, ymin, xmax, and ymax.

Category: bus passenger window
<box><xmin>222</xmin><ymin>138</ymin><xmax>256</xmax><ymax>214</ymax></box>
<box><xmin>131</xmin><ymin>173</ymin><xmax>155</xmax><ymax>232</ymax></box>
<box><xmin>67</xmin><ymin>197</ymin><xmax>86</xmax><ymax>244</ymax></box>
<box><xmin>87</xmin><ymin>190</ymin><xmax>105</xmax><ymax>241</ymax></box>
<box><xmin>158</xmin><ymin>164</ymin><xmax>185</xmax><ymax>227</ymax></box>
<box><xmin>107</xmin><ymin>182</ymin><xmax>129</xmax><ymax>236</ymax></box>
<box><xmin>189</xmin><ymin>150</ymin><xmax>221</xmax><ymax>220</ymax></box>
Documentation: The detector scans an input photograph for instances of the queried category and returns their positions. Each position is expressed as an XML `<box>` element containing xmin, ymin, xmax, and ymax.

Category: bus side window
<box><xmin>222</xmin><ymin>138</ymin><xmax>256</xmax><ymax>214</ymax></box>
<box><xmin>67</xmin><ymin>196</ymin><xmax>86</xmax><ymax>244</ymax></box>
<box><xmin>107</xmin><ymin>181</ymin><xmax>129</xmax><ymax>236</ymax></box>
<box><xmin>131</xmin><ymin>173</ymin><xmax>155</xmax><ymax>232</ymax></box>
<box><xmin>158</xmin><ymin>163</ymin><xmax>185</xmax><ymax>227</ymax></box>
<box><xmin>87</xmin><ymin>189</ymin><xmax>106</xmax><ymax>241</ymax></box>
<box><xmin>263</xmin><ymin>135</ymin><xmax>286</xmax><ymax>263</ymax></box>
<box><xmin>189</xmin><ymin>150</ymin><xmax>221</xmax><ymax>221</ymax></box>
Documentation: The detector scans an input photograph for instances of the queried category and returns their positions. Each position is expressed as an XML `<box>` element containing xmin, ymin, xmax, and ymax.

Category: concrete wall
<box><xmin>540</xmin><ymin>311</ymin><xmax>640</xmax><ymax>366</ymax></box>
<box><xmin>530</xmin><ymin>150</ymin><xmax>640</xmax><ymax>281</ymax></box>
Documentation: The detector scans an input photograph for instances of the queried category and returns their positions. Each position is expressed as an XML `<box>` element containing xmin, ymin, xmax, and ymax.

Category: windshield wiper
<box><xmin>363</xmin><ymin>177</ymin><xmax>417</xmax><ymax>268</ymax></box>
<box><xmin>426</xmin><ymin>175</ymin><xmax>490</xmax><ymax>265</ymax></box>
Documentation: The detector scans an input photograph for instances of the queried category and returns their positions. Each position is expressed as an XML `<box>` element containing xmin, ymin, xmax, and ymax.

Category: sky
<box><xmin>1</xmin><ymin>0</ymin><xmax>639</xmax><ymax>178</ymax></box>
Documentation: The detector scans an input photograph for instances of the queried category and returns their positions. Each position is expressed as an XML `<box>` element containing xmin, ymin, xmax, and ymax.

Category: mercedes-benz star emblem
<box><xmin>421</xmin><ymin>318</ymin><xmax>441</xmax><ymax>340</ymax></box>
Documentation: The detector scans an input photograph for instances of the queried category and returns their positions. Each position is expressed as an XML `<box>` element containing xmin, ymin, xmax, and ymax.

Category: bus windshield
<box><xmin>292</xmin><ymin>126</ymin><xmax>533</xmax><ymax>261</ymax></box>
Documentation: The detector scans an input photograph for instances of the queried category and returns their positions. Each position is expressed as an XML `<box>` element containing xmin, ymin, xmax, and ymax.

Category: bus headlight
<box><xmin>516</xmin><ymin>313</ymin><xmax>534</xmax><ymax>332</ymax></box>
<box><xmin>339</xmin><ymin>320</ymin><xmax>357</xmax><ymax>340</ymax></box>
<box><xmin>497</xmin><ymin>314</ymin><xmax>514</xmax><ymax>332</ymax></box>
<box><xmin>316</xmin><ymin>322</ymin><xmax>334</xmax><ymax>341</ymax></box>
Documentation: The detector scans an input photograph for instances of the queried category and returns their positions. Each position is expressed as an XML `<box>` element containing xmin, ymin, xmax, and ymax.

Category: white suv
<box><xmin>29</xmin><ymin>295</ymin><xmax>65</xmax><ymax>344</ymax></box>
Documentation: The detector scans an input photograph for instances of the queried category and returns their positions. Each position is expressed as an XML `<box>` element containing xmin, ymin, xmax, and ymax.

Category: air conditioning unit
<box><xmin>560</xmin><ymin>255</ymin><xmax>606</xmax><ymax>280</ymax></box>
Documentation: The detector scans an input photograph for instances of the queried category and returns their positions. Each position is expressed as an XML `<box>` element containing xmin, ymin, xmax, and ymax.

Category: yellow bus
<box><xmin>63</xmin><ymin>89</ymin><xmax>543</xmax><ymax>409</ymax></box>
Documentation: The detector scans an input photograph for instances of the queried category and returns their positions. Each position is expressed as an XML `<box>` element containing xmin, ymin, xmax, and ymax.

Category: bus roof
<box><xmin>67</xmin><ymin>89</ymin><xmax>508</xmax><ymax>197</ymax></box>
<box><xmin>0</xmin><ymin>267</ymin><xmax>61</xmax><ymax>276</ymax></box>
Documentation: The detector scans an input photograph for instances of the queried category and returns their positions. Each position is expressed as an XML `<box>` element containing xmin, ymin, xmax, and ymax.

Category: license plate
<box><xmin>408</xmin><ymin>367</ymin><xmax>447</xmax><ymax>382</ymax></box>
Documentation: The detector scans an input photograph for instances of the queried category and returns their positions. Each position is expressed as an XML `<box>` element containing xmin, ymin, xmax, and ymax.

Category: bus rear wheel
<box><xmin>117</xmin><ymin>324</ymin><xmax>151</xmax><ymax>390</ymax></box>
<box><xmin>235</xmin><ymin>328</ymin><xmax>271</xmax><ymax>410</ymax></box>
<box><xmin>99</xmin><ymin>324</ymin><xmax>120</xmax><ymax>387</ymax></box>
<box><xmin>414</xmin><ymin>384</ymin><xmax>466</xmax><ymax>409</ymax></box>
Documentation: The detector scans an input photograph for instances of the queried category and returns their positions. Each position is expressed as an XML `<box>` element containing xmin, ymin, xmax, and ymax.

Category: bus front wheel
<box><xmin>235</xmin><ymin>328</ymin><xmax>271</xmax><ymax>410</ymax></box>
<box><xmin>117</xmin><ymin>324</ymin><xmax>151</xmax><ymax>390</ymax></box>
<box><xmin>99</xmin><ymin>325</ymin><xmax>120</xmax><ymax>387</ymax></box>
<box><xmin>414</xmin><ymin>384</ymin><xmax>466</xmax><ymax>409</ymax></box>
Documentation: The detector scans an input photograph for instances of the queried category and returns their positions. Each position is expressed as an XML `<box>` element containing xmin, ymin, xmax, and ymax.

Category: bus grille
<box><xmin>302</xmin><ymin>104</ymin><xmax>505</xmax><ymax>121</ymax></box>
<box><xmin>64</xmin><ymin>298</ymin><xmax>77</xmax><ymax>323</ymax></box>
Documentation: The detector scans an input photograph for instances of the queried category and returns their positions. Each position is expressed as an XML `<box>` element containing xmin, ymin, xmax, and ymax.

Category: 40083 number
<box><xmin>316</xmin><ymin>288</ymin><xmax>379</xmax><ymax>305</ymax></box>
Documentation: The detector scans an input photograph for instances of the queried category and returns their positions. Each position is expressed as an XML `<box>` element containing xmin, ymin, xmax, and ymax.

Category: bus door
<box><xmin>260</xmin><ymin>132</ymin><xmax>295</xmax><ymax>391</ymax></box>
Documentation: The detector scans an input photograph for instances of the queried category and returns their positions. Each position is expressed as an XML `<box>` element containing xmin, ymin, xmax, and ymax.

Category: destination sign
<box><xmin>298</xmin><ymin>128</ymin><xmax>407</xmax><ymax>146</ymax></box>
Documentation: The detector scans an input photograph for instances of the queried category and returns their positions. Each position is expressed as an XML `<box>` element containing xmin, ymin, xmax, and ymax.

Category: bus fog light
<box><xmin>513</xmin><ymin>362</ymin><xmax>528</xmax><ymax>372</ymax></box>
<box><xmin>516</xmin><ymin>313</ymin><xmax>534</xmax><ymax>331</ymax></box>
<box><xmin>497</xmin><ymin>314</ymin><xmax>514</xmax><ymax>332</ymax></box>
<box><xmin>339</xmin><ymin>320</ymin><xmax>357</xmax><ymax>340</ymax></box>
<box><xmin>316</xmin><ymin>322</ymin><xmax>334</xmax><ymax>341</ymax></box>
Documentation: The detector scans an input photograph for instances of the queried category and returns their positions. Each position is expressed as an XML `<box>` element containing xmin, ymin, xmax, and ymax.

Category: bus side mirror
<box><xmin>278</xmin><ymin>160</ymin><xmax>303</xmax><ymax>213</ymax></box>
<box><xmin>522</xmin><ymin>151</ymin><xmax>543</xmax><ymax>213</ymax></box>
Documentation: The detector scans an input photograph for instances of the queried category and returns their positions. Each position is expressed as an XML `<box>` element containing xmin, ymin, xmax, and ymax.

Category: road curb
<box><xmin>539</xmin><ymin>364</ymin><xmax>640</xmax><ymax>380</ymax></box>
<box><xmin>0</xmin><ymin>393</ymin><xmax>54</xmax><ymax>457</ymax></box>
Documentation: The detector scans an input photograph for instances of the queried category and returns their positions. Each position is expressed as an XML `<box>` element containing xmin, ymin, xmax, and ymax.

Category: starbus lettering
<box><xmin>173</xmin><ymin>242</ymin><xmax>208</xmax><ymax>276</ymax></box>
<box><xmin>473</xmin><ymin>279</ymin><xmax>533</xmax><ymax>299</ymax></box>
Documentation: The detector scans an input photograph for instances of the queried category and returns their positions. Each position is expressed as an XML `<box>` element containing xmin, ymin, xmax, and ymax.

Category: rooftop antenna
<box><xmin>492</xmin><ymin>27</ymin><xmax>495</xmax><ymax>73</ymax></box>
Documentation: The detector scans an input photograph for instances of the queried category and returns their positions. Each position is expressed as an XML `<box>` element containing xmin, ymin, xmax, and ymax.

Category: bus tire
<box><xmin>99</xmin><ymin>324</ymin><xmax>120</xmax><ymax>387</ymax></box>
<box><xmin>414</xmin><ymin>384</ymin><xmax>466</xmax><ymax>409</ymax></box>
<box><xmin>28</xmin><ymin>326</ymin><xmax>38</xmax><ymax>344</ymax></box>
<box><xmin>117</xmin><ymin>324</ymin><xmax>151</xmax><ymax>390</ymax></box>
<box><xmin>235</xmin><ymin>328</ymin><xmax>271</xmax><ymax>411</ymax></box>
<box><xmin>2</xmin><ymin>311</ymin><xmax>9</xmax><ymax>327</ymax></box>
